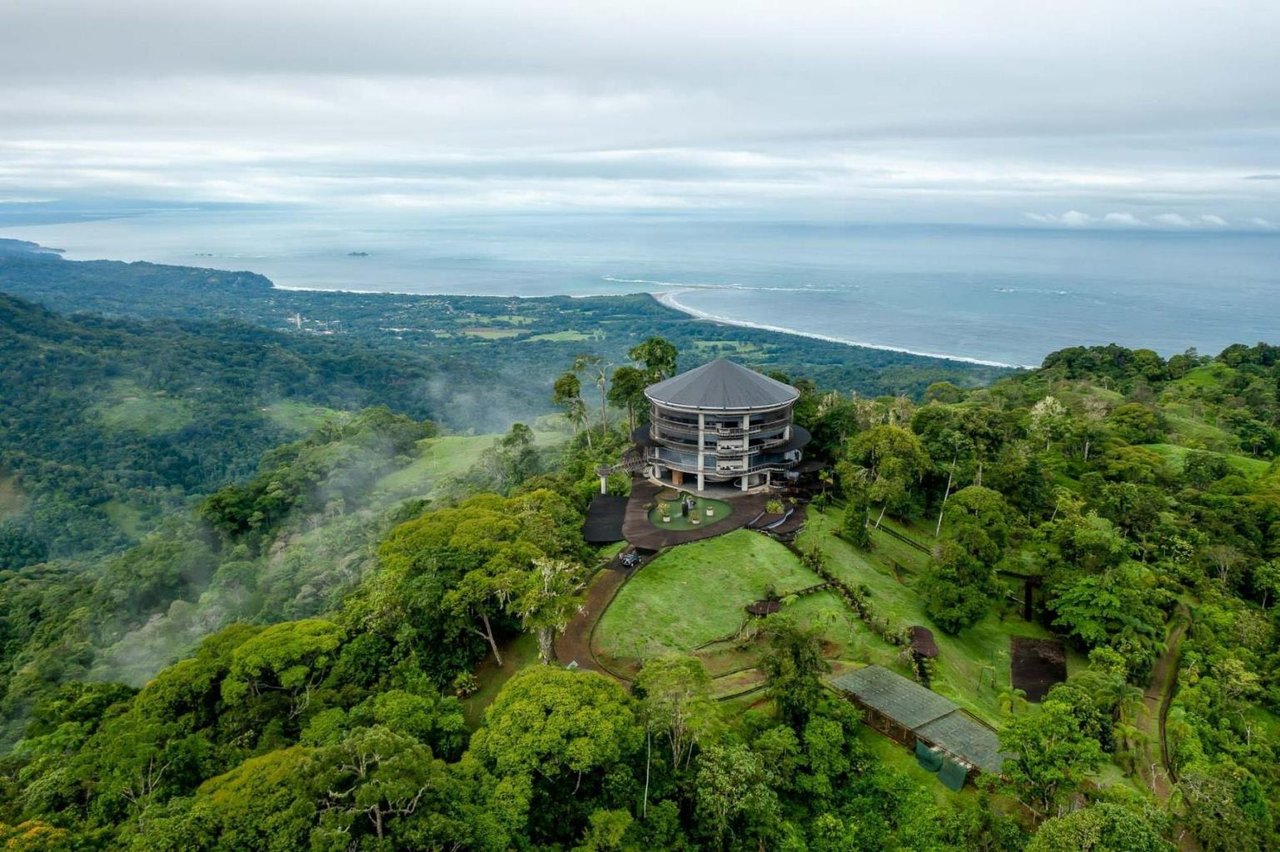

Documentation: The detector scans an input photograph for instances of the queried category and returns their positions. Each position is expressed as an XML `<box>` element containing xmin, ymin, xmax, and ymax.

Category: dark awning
<box><xmin>582</xmin><ymin>494</ymin><xmax>628</xmax><ymax>543</ymax></box>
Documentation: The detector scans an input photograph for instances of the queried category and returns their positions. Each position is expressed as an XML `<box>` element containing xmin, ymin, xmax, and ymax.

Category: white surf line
<box><xmin>652</xmin><ymin>290</ymin><xmax>1032</xmax><ymax>369</ymax></box>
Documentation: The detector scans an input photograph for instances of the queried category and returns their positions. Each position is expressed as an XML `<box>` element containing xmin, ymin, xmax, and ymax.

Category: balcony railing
<box><xmin>649</xmin><ymin>411</ymin><xmax>791</xmax><ymax>438</ymax></box>
<box><xmin>648</xmin><ymin>447</ymin><xmax>802</xmax><ymax>475</ymax></box>
<box><xmin>650</xmin><ymin>431</ymin><xmax>791</xmax><ymax>456</ymax></box>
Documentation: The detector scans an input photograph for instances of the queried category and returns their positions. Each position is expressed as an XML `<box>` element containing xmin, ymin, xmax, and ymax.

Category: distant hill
<box><xmin>0</xmin><ymin>292</ymin><xmax>542</xmax><ymax>562</ymax></box>
<box><xmin>0</xmin><ymin>238</ymin><xmax>1011</xmax><ymax>398</ymax></box>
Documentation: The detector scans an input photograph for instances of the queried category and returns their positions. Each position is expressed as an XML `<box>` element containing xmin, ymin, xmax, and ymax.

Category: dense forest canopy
<box><xmin>2</xmin><ymin>251</ymin><xmax>1279</xmax><ymax>849</ymax></box>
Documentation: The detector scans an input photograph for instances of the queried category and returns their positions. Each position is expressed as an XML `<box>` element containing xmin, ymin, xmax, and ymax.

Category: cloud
<box><xmin>1023</xmin><ymin>210</ymin><xmax>1256</xmax><ymax>230</ymax></box>
<box><xmin>1249</xmin><ymin>217</ymin><xmax>1277</xmax><ymax>229</ymax></box>
<box><xmin>1</xmin><ymin>1</ymin><xmax>1279</xmax><ymax>224</ymax></box>
<box><xmin>1059</xmin><ymin>211</ymin><xmax>1094</xmax><ymax>227</ymax></box>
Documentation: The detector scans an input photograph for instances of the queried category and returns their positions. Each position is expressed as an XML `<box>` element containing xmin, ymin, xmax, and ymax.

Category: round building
<box><xmin>636</xmin><ymin>359</ymin><xmax>811</xmax><ymax>492</ymax></box>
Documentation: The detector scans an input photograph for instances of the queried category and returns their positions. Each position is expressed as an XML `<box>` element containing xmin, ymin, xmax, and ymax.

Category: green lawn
<box><xmin>1146</xmin><ymin>443</ymin><xmax>1270</xmax><ymax>478</ymax></box>
<box><xmin>94</xmin><ymin>383</ymin><xmax>193</xmax><ymax>434</ymax></box>
<box><xmin>462</xmin><ymin>633</ymin><xmax>540</xmax><ymax>729</ymax></box>
<box><xmin>103</xmin><ymin>500</ymin><xmax>147</xmax><ymax>539</ymax></box>
<box><xmin>374</xmin><ymin>434</ymin><xmax>495</xmax><ymax>497</ymax></box>
<box><xmin>710</xmin><ymin>667</ymin><xmax>766</xmax><ymax>698</ymax></box>
<box><xmin>460</xmin><ymin>327</ymin><xmax>522</xmax><ymax>339</ymax></box>
<box><xmin>594</xmin><ymin>530</ymin><xmax>820</xmax><ymax>661</ymax></box>
<box><xmin>523</xmin><ymin>330</ymin><xmax>599</xmax><ymax>343</ymax></box>
<box><xmin>1159</xmin><ymin>404</ymin><xmax>1238</xmax><ymax>450</ymax></box>
<box><xmin>265</xmin><ymin>400</ymin><xmax>352</xmax><ymax>434</ymax></box>
<box><xmin>799</xmin><ymin>507</ymin><xmax>1079</xmax><ymax>722</ymax></box>
<box><xmin>689</xmin><ymin>340</ymin><xmax>764</xmax><ymax>357</ymax></box>
<box><xmin>0</xmin><ymin>473</ymin><xmax>24</xmax><ymax>520</ymax></box>
<box><xmin>861</xmin><ymin>729</ymin><xmax>974</xmax><ymax>803</ymax></box>
<box><xmin>785</xmin><ymin>591</ymin><xmax>881</xmax><ymax>659</ymax></box>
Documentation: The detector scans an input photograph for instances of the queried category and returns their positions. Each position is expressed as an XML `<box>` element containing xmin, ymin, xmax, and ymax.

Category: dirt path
<box><xmin>555</xmin><ymin>563</ymin><xmax>635</xmax><ymax>681</ymax></box>
<box><xmin>1134</xmin><ymin>605</ymin><xmax>1190</xmax><ymax>801</ymax></box>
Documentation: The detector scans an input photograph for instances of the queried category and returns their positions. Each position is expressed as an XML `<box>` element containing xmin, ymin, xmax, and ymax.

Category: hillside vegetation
<box><xmin>1</xmin><ymin>260</ymin><xmax>1278</xmax><ymax>849</ymax></box>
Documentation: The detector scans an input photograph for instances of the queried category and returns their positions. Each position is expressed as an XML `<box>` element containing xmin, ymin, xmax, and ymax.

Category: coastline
<box><xmin>273</xmin><ymin>280</ymin><xmax>1030</xmax><ymax>368</ymax></box>
<box><xmin>651</xmin><ymin>290</ymin><xmax>1031</xmax><ymax>369</ymax></box>
<box><xmin>4</xmin><ymin>234</ymin><xmax>1029</xmax><ymax>368</ymax></box>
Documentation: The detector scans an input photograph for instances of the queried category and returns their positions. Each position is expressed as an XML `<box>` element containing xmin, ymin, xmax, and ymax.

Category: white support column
<box><xmin>740</xmin><ymin>475</ymin><xmax>749</xmax><ymax>492</ymax></box>
<box><xmin>600</xmin><ymin>474</ymin><xmax>608</xmax><ymax>494</ymax></box>
<box><xmin>697</xmin><ymin>412</ymin><xmax>706</xmax><ymax>493</ymax></box>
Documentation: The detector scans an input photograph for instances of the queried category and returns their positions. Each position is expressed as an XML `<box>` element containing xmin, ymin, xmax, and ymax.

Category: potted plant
<box><xmin>660</xmin><ymin>501</ymin><xmax>671</xmax><ymax>523</ymax></box>
<box><xmin>705</xmin><ymin>504</ymin><xmax>715</xmax><ymax>517</ymax></box>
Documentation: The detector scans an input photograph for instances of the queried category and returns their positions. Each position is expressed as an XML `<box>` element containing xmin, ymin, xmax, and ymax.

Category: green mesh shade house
<box><xmin>829</xmin><ymin>665</ymin><xmax>1009</xmax><ymax>788</ymax></box>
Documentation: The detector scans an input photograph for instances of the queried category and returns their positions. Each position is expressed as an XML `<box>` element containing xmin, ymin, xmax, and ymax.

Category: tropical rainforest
<box><xmin>1</xmin><ymin>244</ymin><xmax>1278</xmax><ymax>850</ymax></box>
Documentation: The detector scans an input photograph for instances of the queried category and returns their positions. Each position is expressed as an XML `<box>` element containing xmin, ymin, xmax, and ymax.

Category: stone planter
<box><xmin>691</xmin><ymin>517</ymin><xmax>700</xmax><ymax>525</ymax></box>
<box><xmin>661</xmin><ymin>516</ymin><xmax>671</xmax><ymax>523</ymax></box>
<box><xmin>705</xmin><ymin>507</ymin><xmax>715</xmax><ymax>517</ymax></box>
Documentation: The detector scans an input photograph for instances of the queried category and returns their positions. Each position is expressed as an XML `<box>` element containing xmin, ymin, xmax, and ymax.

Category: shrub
<box><xmin>452</xmin><ymin>671</ymin><xmax>478</xmax><ymax>697</ymax></box>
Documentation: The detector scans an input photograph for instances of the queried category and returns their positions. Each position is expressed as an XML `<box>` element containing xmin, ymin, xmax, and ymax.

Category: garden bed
<box><xmin>1010</xmin><ymin>637</ymin><xmax>1067</xmax><ymax>702</ymax></box>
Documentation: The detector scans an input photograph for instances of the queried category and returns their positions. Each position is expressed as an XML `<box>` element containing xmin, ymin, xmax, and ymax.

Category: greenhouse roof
<box><xmin>829</xmin><ymin>665</ymin><xmax>1010</xmax><ymax>775</ymax></box>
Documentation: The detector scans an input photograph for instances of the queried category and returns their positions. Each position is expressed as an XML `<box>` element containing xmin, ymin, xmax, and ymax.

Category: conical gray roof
<box><xmin>644</xmin><ymin>359</ymin><xmax>799</xmax><ymax>410</ymax></box>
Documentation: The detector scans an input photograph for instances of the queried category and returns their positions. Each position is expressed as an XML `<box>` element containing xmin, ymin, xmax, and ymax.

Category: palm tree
<box><xmin>998</xmin><ymin>687</ymin><xmax>1029</xmax><ymax>716</ymax></box>
<box><xmin>574</xmin><ymin>354</ymin><xmax>612</xmax><ymax>437</ymax></box>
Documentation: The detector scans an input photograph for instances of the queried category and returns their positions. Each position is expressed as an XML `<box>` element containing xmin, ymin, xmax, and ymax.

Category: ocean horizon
<box><xmin>5</xmin><ymin>209</ymin><xmax>1278</xmax><ymax>367</ymax></box>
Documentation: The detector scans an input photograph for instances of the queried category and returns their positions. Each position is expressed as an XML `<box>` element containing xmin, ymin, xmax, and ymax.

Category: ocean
<box><xmin>5</xmin><ymin>209</ymin><xmax>1278</xmax><ymax>367</ymax></box>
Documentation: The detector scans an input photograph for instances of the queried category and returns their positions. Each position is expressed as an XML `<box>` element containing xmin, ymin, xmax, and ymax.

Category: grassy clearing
<box><xmin>523</xmin><ymin>330</ymin><xmax>599</xmax><ymax>343</ymax></box>
<box><xmin>710</xmin><ymin>668</ymin><xmax>765</xmax><ymax>698</ymax></box>
<box><xmin>375</xmin><ymin>427</ymin><xmax>567</xmax><ymax>505</ymax></box>
<box><xmin>459</xmin><ymin>327</ymin><xmax>522</xmax><ymax>339</ymax></box>
<box><xmin>103</xmin><ymin>501</ymin><xmax>147</xmax><ymax>539</ymax></box>
<box><xmin>1146</xmin><ymin>443</ymin><xmax>1270</xmax><ymax>478</ymax></box>
<box><xmin>1171</xmin><ymin>364</ymin><xmax>1234</xmax><ymax>390</ymax></box>
<box><xmin>785</xmin><ymin>591</ymin><xmax>876</xmax><ymax>657</ymax></box>
<box><xmin>594</xmin><ymin>530</ymin><xmax>819</xmax><ymax>661</ymax></box>
<box><xmin>94</xmin><ymin>383</ymin><xmax>193</xmax><ymax>434</ymax></box>
<box><xmin>374</xmin><ymin>435</ymin><xmax>499</xmax><ymax>499</ymax></box>
<box><xmin>861</xmin><ymin>729</ymin><xmax>974</xmax><ymax>804</ymax></box>
<box><xmin>799</xmin><ymin>507</ymin><xmax>1080</xmax><ymax>722</ymax></box>
<box><xmin>1159</xmin><ymin>404</ymin><xmax>1238</xmax><ymax>449</ymax></box>
<box><xmin>689</xmin><ymin>340</ymin><xmax>764</xmax><ymax>357</ymax></box>
<box><xmin>0</xmin><ymin>473</ymin><xmax>24</xmax><ymax>520</ymax></box>
<box><xmin>265</xmin><ymin>400</ymin><xmax>352</xmax><ymax>434</ymax></box>
<box><xmin>462</xmin><ymin>633</ymin><xmax>540</xmax><ymax>729</ymax></box>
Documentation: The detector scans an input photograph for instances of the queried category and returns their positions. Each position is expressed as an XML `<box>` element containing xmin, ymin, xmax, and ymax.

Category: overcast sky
<box><xmin>2</xmin><ymin>0</ymin><xmax>1278</xmax><ymax>228</ymax></box>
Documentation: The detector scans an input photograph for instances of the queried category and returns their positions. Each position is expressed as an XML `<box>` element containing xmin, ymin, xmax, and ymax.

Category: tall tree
<box><xmin>469</xmin><ymin>667</ymin><xmax>642</xmax><ymax>842</ymax></box>
<box><xmin>998</xmin><ymin>697</ymin><xmax>1104</xmax><ymax>819</ymax></box>
<box><xmin>634</xmin><ymin>654</ymin><xmax>717</xmax><ymax>774</ymax></box>
<box><xmin>513</xmin><ymin>557</ymin><xmax>587</xmax><ymax>663</ymax></box>
<box><xmin>847</xmin><ymin>425</ymin><xmax>931</xmax><ymax>525</ymax></box>
<box><xmin>574</xmin><ymin>354</ymin><xmax>612</xmax><ymax>437</ymax></box>
<box><xmin>607</xmin><ymin>365</ymin><xmax>649</xmax><ymax>433</ymax></box>
<box><xmin>628</xmin><ymin>336</ymin><xmax>678</xmax><ymax>383</ymax></box>
<box><xmin>552</xmin><ymin>372</ymin><xmax>590</xmax><ymax>447</ymax></box>
<box><xmin>759</xmin><ymin>616</ymin><xmax>829</xmax><ymax>730</ymax></box>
